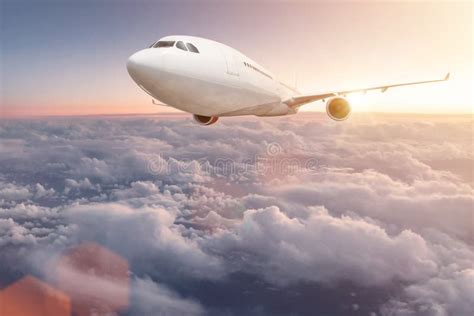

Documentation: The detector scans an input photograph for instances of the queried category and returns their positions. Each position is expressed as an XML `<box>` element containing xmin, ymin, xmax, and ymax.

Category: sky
<box><xmin>1</xmin><ymin>0</ymin><xmax>473</xmax><ymax>116</ymax></box>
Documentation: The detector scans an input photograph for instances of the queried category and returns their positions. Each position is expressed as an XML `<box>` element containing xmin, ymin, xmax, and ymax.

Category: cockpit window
<box><xmin>149</xmin><ymin>41</ymin><xmax>157</xmax><ymax>48</ymax></box>
<box><xmin>176</xmin><ymin>41</ymin><xmax>188</xmax><ymax>51</ymax></box>
<box><xmin>186</xmin><ymin>43</ymin><xmax>200</xmax><ymax>53</ymax></box>
<box><xmin>153</xmin><ymin>41</ymin><xmax>175</xmax><ymax>48</ymax></box>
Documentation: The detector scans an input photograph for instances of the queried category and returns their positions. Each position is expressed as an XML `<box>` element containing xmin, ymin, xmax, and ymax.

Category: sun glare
<box><xmin>346</xmin><ymin>93</ymin><xmax>367</xmax><ymax>107</ymax></box>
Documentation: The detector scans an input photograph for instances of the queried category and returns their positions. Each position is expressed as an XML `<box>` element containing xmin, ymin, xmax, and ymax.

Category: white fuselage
<box><xmin>127</xmin><ymin>35</ymin><xmax>299</xmax><ymax>117</ymax></box>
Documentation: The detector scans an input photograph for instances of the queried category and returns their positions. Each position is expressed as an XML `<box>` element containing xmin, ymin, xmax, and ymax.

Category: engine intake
<box><xmin>326</xmin><ymin>97</ymin><xmax>351</xmax><ymax>121</ymax></box>
<box><xmin>193</xmin><ymin>115</ymin><xmax>219</xmax><ymax>126</ymax></box>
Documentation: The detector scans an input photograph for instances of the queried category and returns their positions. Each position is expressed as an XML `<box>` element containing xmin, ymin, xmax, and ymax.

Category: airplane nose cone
<box><xmin>127</xmin><ymin>49</ymin><xmax>164</xmax><ymax>98</ymax></box>
<box><xmin>127</xmin><ymin>49</ymin><xmax>162</xmax><ymax>84</ymax></box>
<box><xmin>126</xmin><ymin>50</ymin><xmax>147</xmax><ymax>80</ymax></box>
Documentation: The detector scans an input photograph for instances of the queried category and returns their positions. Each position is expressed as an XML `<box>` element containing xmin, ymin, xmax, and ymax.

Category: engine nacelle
<box><xmin>326</xmin><ymin>97</ymin><xmax>351</xmax><ymax>121</ymax></box>
<box><xmin>193</xmin><ymin>114</ymin><xmax>219</xmax><ymax>126</ymax></box>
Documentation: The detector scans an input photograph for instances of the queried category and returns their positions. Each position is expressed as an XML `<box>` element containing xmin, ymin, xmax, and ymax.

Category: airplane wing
<box><xmin>283</xmin><ymin>73</ymin><xmax>450</xmax><ymax>108</ymax></box>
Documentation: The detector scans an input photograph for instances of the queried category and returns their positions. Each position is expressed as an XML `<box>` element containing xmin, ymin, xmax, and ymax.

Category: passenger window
<box><xmin>153</xmin><ymin>41</ymin><xmax>175</xmax><ymax>48</ymax></box>
<box><xmin>176</xmin><ymin>41</ymin><xmax>188</xmax><ymax>51</ymax></box>
<box><xmin>186</xmin><ymin>43</ymin><xmax>200</xmax><ymax>53</ymax></box>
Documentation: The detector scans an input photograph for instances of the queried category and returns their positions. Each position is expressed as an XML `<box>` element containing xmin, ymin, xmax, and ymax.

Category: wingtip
<box><xmin>444</xmin><ymin>72</ymin><xmax>450</xmax><ymax>80</ymax></box>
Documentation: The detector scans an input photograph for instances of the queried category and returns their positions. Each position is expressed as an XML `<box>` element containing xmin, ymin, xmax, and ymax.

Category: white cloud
<box><xmin>0</xmin><ymin>182</ymin><xmax>32</xmax><ymax>201</ymax></box>
<box><xmin>0</xmin><ymin>218</ymin><xmax>36</xmax><ymax>247</ymax></box>
<box><xmin>131</xmin><ymin>277</ymin><xmax>205</xmax><ymax>316</ymax></box>
<box><xmin>205</xmin><ymin>206</ymin><xmax>439</xmax><ymax>286</ymax></box>
<box><xmin>66</xmin><ymin>202</ymin><xmax>225</xmax><ymax>280</ymax></box>
<box><xmin>381</xmin><ymin>269</ymin><xmax>474</xmax><ymax>316</ymax></box>
<box><xmin>0</xmin><ymin>115</ymin><xmax>472</xmax><ymax>315</ymax></box>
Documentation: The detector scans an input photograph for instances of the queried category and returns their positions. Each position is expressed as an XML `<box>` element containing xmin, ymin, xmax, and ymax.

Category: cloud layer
<box><xmin>0</xmin><ymin>113</ymin><xmax>472</xmax><ymax>315</ymax></box>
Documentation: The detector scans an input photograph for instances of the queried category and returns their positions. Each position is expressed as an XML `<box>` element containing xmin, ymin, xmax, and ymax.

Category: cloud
<box><xmin>269</xmin><ymin>168</ymin><xmax>473</xmax><ymax>241</ymax></box>
<box><xmin>0</xmin><ymin>114</ymin><xmax>472</xmax><ymax>315</ymax></box>
<box><xmin>65</xmin><ymin>202</ymin><xmax>225</xmax><ymax>281</ymax></box>
<box><xmin>0</xmin><ymin>182</ymin><xmax>32</xmax><ymax>202</ymax></box>
<box><xmin>381</xmin><ymin>269</ymin><xmax>474</xmax><ymax>316</ymax></box>
<box><xmin>205</xmin><ymin>206</ymin><xmax>439</xmax><ymax>286</ymax></box>
<box><xmin>130</xmin><ymin>277</ymin><xmax>205</xmax><ymax>316</ymax></box>
<box><xmin>0</xmin><ymin>218</ymin><xmax>36</xmax><ymax>247</ymax></box>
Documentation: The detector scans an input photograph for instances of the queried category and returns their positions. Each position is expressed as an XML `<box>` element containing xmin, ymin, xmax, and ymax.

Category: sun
<box><xmin>346</xmin><ymin>93</ymin><xmax>368</xmax><ymax>107</ymax></box>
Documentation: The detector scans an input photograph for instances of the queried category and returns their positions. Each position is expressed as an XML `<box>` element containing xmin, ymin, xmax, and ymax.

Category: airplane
<box><xmin>126</xmin><ymin>35</ymin><xmax>449</xmax><ymax>126</ymax></box>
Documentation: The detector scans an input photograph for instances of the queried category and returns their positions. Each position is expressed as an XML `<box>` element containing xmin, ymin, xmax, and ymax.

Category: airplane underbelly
<box><xmin>146</xmin><ymin>70</ymin><xmax>279</xmax><ymax>116</ymax></box>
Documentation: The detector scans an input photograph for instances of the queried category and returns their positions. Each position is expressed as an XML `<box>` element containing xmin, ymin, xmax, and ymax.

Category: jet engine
<box><xmin>326</xmin><ymin>97</ymin><xmax>351</xmax><ymax>121</ymax></box>
<box><xmin>193</xmin><ymin>114</ymin><xmax>219</xmax><ymax>126</ymax></box>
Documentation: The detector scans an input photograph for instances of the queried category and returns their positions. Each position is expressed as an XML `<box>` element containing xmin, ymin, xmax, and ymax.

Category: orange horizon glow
<box><xmin>2</xmin><ymin>106</ymin><xmax>472</xmax><ymax>120</ymax></box>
